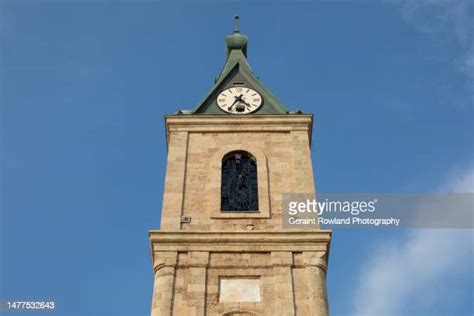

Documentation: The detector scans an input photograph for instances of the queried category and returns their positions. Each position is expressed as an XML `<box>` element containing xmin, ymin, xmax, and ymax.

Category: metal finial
<box><xmin>234</xmin><ymin>15</ymin><xmax>240</xmax><ymax>32</ymax></box>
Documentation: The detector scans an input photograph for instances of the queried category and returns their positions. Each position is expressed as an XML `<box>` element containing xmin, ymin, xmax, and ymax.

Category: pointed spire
<box><xmin>188</xmin><ymin>15</ymin><xmax>290</xmax><ymax>115</ymax></box>
<box><xmin>234</xmin><ymin>15</ymin><xmax>240</xmax><ymax>33</ymax></box>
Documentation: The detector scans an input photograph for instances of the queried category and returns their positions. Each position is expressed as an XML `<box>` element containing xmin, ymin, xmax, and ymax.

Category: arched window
<box><xmin>221</xmin><ymin>151</ymin><xmax>258</xmax><ymax>211</ymax></box>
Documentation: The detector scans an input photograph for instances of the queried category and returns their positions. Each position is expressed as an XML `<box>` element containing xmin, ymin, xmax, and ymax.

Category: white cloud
<box><xmin>399</xmin><ymin>0</ymin><xmax>474</xmax><ymax>103</ymax></box>
<box><xmin>352</xmin><ymin>165</ymin><xmax>474</xmax><ymax>315</ymax></box>
<box><xmin>444</xmin><ymin>164</ymin><xmax>474</xmax><ymax>193</ymax></box>
<box><xmin>349</xmin><ymin>3</ymin><xmax>474</xmax><ymax>314</ymax></box>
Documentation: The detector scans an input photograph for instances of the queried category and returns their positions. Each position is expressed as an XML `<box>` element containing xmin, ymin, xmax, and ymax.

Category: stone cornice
<box><xmin>165</xmin><ymin>114</ymin><xmax>313</xmax><ymax>123</ymax></box>
<box><xmin>149</xmin><ymin>231</ymin><xmax>331</xmax><ymax>262</ymax></box>
<box><xmin>164</xmin><ymin>114</ymin><xmax>314</xmax><ymax>145</ymax></box>
<box><xmin>150</xmin><ymin>230</ymin><xmax>331</xmax><ymax>242</ymax></box>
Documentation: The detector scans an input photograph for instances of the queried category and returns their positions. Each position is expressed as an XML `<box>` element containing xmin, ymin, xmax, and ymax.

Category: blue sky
<box><xmin>1</xmin><ymin>1</ymin><xmax>473</xmax><ymax>316</ymax></box>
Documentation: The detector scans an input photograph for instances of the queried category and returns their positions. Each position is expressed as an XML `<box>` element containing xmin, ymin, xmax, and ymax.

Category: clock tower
<box><xmin>149</xmin><ymin>17</ymin><xmax>331</xmax><ymax>316</ymax></box>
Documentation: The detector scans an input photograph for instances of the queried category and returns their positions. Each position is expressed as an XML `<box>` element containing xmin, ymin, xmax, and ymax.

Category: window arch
<box><xmin>221</xmin><ymin>151</ymin><xmax>259</xmax><ymax>212</ymax></box>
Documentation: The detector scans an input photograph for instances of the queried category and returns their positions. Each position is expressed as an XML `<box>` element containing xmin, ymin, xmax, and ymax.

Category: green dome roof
<box><xmin>225</xmin><ymin>15</ymin><xmax>247</xmax><ymax>57</ymax></box>
<box><xmin>225</xmin><ymin>31</ymin><xmax>247</xmax><ymax>50</ymax></box>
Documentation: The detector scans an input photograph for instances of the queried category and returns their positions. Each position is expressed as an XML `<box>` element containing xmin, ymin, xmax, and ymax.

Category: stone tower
<box><xmin>149</xmin><ymin>17</ymin><xmax>331</xmax><ymax>316</ymax></box>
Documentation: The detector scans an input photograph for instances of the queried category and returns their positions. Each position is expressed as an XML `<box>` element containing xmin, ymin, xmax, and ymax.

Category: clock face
<box><xmin>217</xmin><ymin>87</ymin><xmax>263</xmax><ymax>114</ymax></box>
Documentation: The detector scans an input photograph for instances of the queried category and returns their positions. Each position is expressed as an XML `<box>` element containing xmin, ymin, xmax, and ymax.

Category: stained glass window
<box><xmin>221</xmin><ymin>151</ymin><xmax>258</xmax><ymax>212</ymax></box>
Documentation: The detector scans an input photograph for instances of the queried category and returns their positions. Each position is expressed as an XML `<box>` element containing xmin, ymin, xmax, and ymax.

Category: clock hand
<box><xmin>228</xmin><ymin>95</ymin><xmax>244</xmax><ymax>111</ymax></box>
<box><xmin>240</xmin><ymin>98</ymin><xmax>252</xmax><ymax>108</ymax></box>
<box><xmin>228</xmin><ymin>96</ymin><xmax>240</xmax><ymax>110</ymax></box>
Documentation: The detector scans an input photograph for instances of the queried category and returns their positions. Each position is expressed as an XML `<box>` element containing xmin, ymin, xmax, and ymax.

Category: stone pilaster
<box><xmin>150</xmin><ymin>228</ymin><xmax>331</xmax><ymax>315</ymax></box>
<box><xmin>303</xmin><ymin>252</ymin><xmax>329</xmax><ymax>316</ymax></box>
<box><xmin>151</xmin><ymin>252</ymin><xmax>178</xmax><ymax>316</ymax></box>
<box><xmin>187</xmin><ymin>251</ymin><xmax>209</xmax><ymax>316</ymax></box>
<box><xmin>271</xmin><ymin>251</ymin><xmax>295</xmax><ymax>316</ymax></box>
<box><xmin>290</xmin><ymin>130</ymin><xmax>315</xmax><ymax>194</ymax></box>
<box><xmin>160</xmin><ymin>131</ymin><xmax>188</xmax><ymax>230</ymax></box>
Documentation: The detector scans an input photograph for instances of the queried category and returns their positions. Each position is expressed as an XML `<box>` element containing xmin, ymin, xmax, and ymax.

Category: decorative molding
<box><xmin>153</xmin><ymin>264</ymin><xmax>176</xmax><ymax>274</ymax></box>
<box><xmin>165</xmin><ymin>115</ymin><xmax>313</xmax><ymax>145</ymax></box>
<box><xmin>150</xmin><ymin>231</ymin><xmax>331</xmax><ymax>254</ymax></box>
